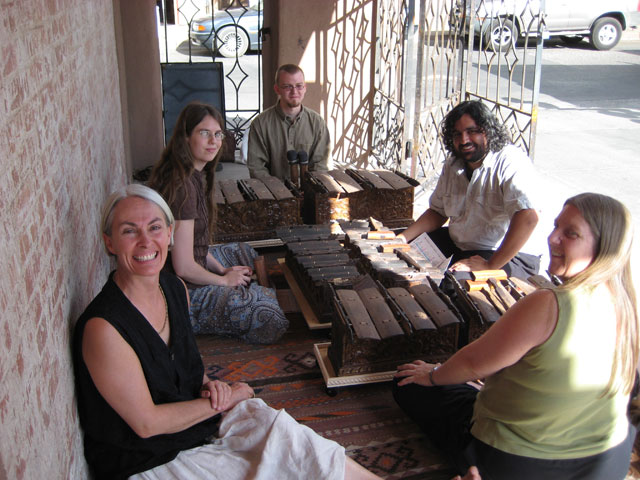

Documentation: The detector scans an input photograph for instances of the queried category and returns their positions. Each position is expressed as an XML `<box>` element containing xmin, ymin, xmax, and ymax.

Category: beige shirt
<box><xmin>429</xmin><ymin>144</ymin><xmax>541</xmax><ymax>254</ymax></box>
<box><xmin>247</xmin><ymin>102</ymin><xmax>331</xmax><ymax>180</ymax></box>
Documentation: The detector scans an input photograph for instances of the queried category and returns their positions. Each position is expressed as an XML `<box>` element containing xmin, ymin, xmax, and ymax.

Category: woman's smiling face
<box><xmin>187</xmin><ymin>114</ymin><xmax>223</xmax><ymax>171</ymax></box>
<box><xmin>547</xmin><ymin>203</ymin><xmax>597</xmax><ymax>281</ymax></box>
<box><xmin>103</xmin><ymin>196</ymin><xmax>172</xmax><ymax>279</ymax></box>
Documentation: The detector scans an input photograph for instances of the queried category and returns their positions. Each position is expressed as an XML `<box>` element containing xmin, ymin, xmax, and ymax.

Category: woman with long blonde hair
<box><xmin>394</xmin><ymin>192</ymin><xmax>638</xmax><ymax>480</ymax></box>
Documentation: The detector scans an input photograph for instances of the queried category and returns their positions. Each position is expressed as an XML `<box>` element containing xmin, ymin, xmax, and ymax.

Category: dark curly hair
<box><xmin>148</xmin><ymin>102</ymin><xmax>225</xmax><ymax>238</ymax></box>
<box><xmin>440</xmin><ymin>101</ymin><xmax>511</xmax><ymax>155</ymax></box>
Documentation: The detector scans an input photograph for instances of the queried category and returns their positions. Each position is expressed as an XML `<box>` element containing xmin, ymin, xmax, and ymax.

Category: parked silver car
<box><xmin>469</xmin><ymin>0</ymin><xmax>640</xmax><ymax>51</ymax></box>
<box><xmin>190</xmin><ymin>2</ymin><xmax>262</xmax><ymax>58</ymax></box>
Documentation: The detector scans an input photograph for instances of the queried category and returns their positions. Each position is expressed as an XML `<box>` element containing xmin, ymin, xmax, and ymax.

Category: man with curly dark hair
<box><xmin>399</xmin><ymin>100</ymin><xmax>542</xmax><ymax>282</ymax></box>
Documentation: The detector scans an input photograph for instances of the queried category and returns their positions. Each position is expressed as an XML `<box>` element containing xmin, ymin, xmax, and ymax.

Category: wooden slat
<box><xmin>387</xmin><ymin>287</ymin><xmax>436</xmax><ymax>331</ymax></box>
<box><xmin>374</xmin><ymin>170</ymin><xmax>411</xmax><ymax>190</ymax></box>
<box><xmin>260</xmin><ymin>176</ymin><xmax>294</xmax><ymax>200</ymax></box>
<box><xmin>395</xmin><ymin>250</ymin><xmax>423</xmax><ymax>271</ymax></box>
<box><xmin>509</xmin><ymin>277</ymin><xmax>537</xmax><ymax>295</ymax></box>
<box><xmin>329</xmin><ymin>169</ymin><xmax>363</xmax><ymax>193</ymax></box>
<box><xmin>488</xmin><ymin>278</ymin><xmax>517</xmax><ymax>309</ymax></box>
<box><xmin>244</xmin><ymin>178</ymin><xmax>275</xmax><ymax>200</ymax></box>
<box><xmin>287</xmin><ymin>239</ymin><xmax>344</xmax><ymax>256</ymax></box>
<box><xmin>336</xmin><ymin>289</ymin><xmax>380</xmax><ymax>340</ymax></box>
<box><xmin>311</xmin><ymin>171</ymin><xmax>345</xmax><ymax>194</ymax></box>
<box><xmin>355</xmin><ymin>170</ymin><xmax>393</xmax><ymax>190</ymax></box>
<box><xmin>378</xmin><ymin>243</ymin><xmax>410</xmax><ymax>253</ymax></box>
<box><xmin>409</xmin><ymin>284</ymin><xmax>459</xmax><ymax>328</ymax></box>
<box><xmin>357</xmin><ymin>287</ymin><xmax>404</xmax><ymax>338</ymax></box>
<box><xmin>482</xmin><ymin>286</ymin><xmax>508</xmax><ymax>315</ymax></box>
<box><xmin>218</xmin><ymin>179</ymin><xmax>244</xmax><ymax>204</ymax></box>
<box><xmin>468</xmin><ymin>290</ymin><xmax>502</xmax><ymax>324</ymax></box>
<box><xmin>297</xmin><ymin>253</ymin><xmax>351</xmax><ymax>268</ymax></box>
<box><xmin>367</xmin><ymin>230</ymin><xmax>396</xmax><ymax>239</ymax></box>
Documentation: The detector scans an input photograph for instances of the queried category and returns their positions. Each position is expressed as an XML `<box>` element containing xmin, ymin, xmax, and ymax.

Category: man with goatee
<box><xmin>248</xmin><ymin>64</ymin><xmax>330</xmax><ymax>180</ymax></box>
<box><xmin>399</xmin><ymin>100</ymin><xmax>542</xmax><ymax>282</ymax></box>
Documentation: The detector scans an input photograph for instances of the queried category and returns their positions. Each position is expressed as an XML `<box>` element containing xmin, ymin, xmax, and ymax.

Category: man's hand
<box><xmin>452</xmin><ymin>466</ymin><xmax>481</xmax><ymax>480</ymax></box>
<box><xmin>449</xmin><ymin>255</ymin><xmax>490</xmax><ymax>272</ymax></box>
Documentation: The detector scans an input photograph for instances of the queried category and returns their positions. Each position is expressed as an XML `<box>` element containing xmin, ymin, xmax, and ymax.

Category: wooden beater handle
<box><xmin>471</xmin><ymin>270</ymin><xmax>508</xmax><ymax>281</ymax></box>
<box><xmin>465</xmin><ymin>280</ymin><xmax>487</xmax><ymax>292</ymax></box>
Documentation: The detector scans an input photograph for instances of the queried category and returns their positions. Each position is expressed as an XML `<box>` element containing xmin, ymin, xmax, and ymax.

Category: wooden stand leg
<box><xmin>254</xmin><ymin>256</ymin><xmax>269</xmax><ymax>287</ymax></box>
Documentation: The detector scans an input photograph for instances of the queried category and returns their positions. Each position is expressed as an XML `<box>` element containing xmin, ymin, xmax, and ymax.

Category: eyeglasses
<box><xmin>279</xmin><ymin>83</ymin><xmax>306</xmax><ymax>93</ymax></box>
<box><xmin>197</xmin><ymin>129</ymin><xmax>225</xmax><ymax>141</ymax></box>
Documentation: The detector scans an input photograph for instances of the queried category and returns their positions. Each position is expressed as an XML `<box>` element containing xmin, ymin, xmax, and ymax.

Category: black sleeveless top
<box><xmin>73</xmin><ymin>271</ymin><xmax>220</xmax><ymax>479</ymax></box>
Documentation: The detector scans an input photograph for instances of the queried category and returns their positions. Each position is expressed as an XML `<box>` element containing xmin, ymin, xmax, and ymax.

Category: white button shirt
<box><xmin>429</xmin><ymin>144</ymin><xmax>540</xmax><ymax>252</ymax></box>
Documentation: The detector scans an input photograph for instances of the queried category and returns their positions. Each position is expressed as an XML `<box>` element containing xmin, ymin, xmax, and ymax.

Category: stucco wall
<box><xmin>0</xmin><ymin>1</ymin><xmax>127</xmax><ymax>478</ymax></box>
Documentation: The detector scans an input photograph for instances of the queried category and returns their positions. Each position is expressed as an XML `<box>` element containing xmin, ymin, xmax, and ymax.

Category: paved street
<box><xmin>534</xmin><ymin>30</ymin><xmax>640</xmax><ymax>234</ymax></box>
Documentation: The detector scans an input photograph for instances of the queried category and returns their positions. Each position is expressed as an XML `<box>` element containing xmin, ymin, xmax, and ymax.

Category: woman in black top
<box><xmin>73</xmin><ymin>185</ymin><xmax>381</xmax><ymax>480</ymax></box>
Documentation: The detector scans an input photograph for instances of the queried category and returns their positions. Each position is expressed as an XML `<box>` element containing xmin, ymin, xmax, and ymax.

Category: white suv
<box><xmin>469</xmin><ymin>0</ymin><xmax>640</xmax><ymax>51</ymax></box>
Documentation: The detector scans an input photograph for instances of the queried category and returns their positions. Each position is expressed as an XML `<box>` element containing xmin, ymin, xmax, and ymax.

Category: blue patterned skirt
<box><xmin>188</xmin><ymin>243</ymin><xmax>288</xmax><ymax>344</ymax></box>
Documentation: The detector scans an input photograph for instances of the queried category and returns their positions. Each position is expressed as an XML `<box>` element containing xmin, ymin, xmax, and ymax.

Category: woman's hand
<box><xmin>225</xmin><ymin>265</ymin><xmax>253</xmax><ymax>276</ymax></box>
<box><xmin>228</xmin><ymin>382</ymin><xmax>254</xmax><ymax>408</ymax></box>
<box><xmin>200</xmin><ymin>380</ymin><xmax>233</xmax><ymax>411</ymax></box>
<box><xmin>201</xmin><ymin>380</ymin><xmax>254</xmax><ymax>412</ymax></box>
<box><xmin>221</xmin><ymin>268</ymin><xmax>251</xmax><ymax>287</ymax></box>
<box><xmin>395</xmin><ymin>360</ymin><xmax>439</xmax><ymax>387</ymax></box>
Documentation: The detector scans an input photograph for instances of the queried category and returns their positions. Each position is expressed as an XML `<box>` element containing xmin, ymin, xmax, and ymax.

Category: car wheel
<box><xmin>215</xmin><ymin>25</ymin><xmax>250</xmax><ymax>58</ymax></box>
<box><xmin>589</xmin><ymin>17</ymin><xmax>622</xmax><ymax>50</ymax></box>
<box><xmin>559</xmin><ymin>35</ymin><xmax>584</xmax><ymax>45</ymax></box>
<box><xmin>483</xmin><ymin>18</ymin><xmax>516</xmax><ymax>52</ymax></box>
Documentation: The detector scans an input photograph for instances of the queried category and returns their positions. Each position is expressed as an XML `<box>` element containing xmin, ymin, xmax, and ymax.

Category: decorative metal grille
<box><xmin>157</xmin><ymin>0</ymin><xmax>262</xmax><ymax>152</ymax></box>
<box><xmin>395</xmin><ymin>0</ymin><xmax>543</xmax><ymax>191</ymax></box>
<box><xmin>462</xmin><ymin>0</ymin><xmax>545</xmax><ymax>157</ymax></box>
<box><xmin>406</xmin><ymin>0</ymin><xmax>463</xmax><ymax>191</ymax></box>
<box><xmin>368</xmin><ymin>0</ymin><xmax>408</xmax><ymax>171</ymax></box>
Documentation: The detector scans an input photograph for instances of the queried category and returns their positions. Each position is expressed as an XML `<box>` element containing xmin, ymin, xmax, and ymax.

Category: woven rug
<box><xmin>197</xmin><ymin>311</ymin><xmax>457</xmax><ymax>479</ymax></box>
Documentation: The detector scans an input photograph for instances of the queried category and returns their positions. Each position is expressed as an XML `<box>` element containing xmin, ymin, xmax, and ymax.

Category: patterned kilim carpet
<box><xmin>197</xmin><ymin>307</ymin><xmax>458</xmax><ymax>480</ymax></box>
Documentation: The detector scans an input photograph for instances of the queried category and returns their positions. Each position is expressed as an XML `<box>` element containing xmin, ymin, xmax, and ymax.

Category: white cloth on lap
<box><xmin>129</xmin><ymin>398</ymin><xmax>346</xmax><ymax>480</ymax></box>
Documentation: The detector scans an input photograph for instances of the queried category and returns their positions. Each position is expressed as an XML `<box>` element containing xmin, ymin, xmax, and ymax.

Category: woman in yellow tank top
<box><xmin>394</xmin><ymin>192</ymin><xmax>638</xmax><ymax>480</ymax></box>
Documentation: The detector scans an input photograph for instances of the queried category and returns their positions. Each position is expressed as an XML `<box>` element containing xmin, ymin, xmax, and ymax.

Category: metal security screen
<box><xmin>160</xmin><ymin>63</ymin><xmax>225</xmax><ymax>144</ymax></box>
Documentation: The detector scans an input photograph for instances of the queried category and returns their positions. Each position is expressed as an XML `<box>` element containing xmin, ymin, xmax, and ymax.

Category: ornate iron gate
<box><xmin>461</xmin><ymin>0</ymin><xmax>545</xmax><ymax>157</ymax></box>
<box><xmin>156</xmin><ymin>0</ymin><xmax>262</xmax><ymax>155</ymax></box>
<box><xmin>377</xmin><ymin>0</ymin><xmax>543</xmax><ymax>189</ymax></box>
<box><xmin>403</xmin><ymin>0</ymin><xmax>464</xmax><ymax>191</ymax></box>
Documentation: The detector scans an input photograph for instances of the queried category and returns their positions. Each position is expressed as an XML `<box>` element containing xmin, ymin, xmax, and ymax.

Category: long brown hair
<box><xmin>148</xmin><ymin>102</ymin><xmax>225</xmax><ymax>238</ymax></box>
<box><xmin>559</xmin><ymin>193</ymin><xmax>638</xmax><ymax>395</ymax></box>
